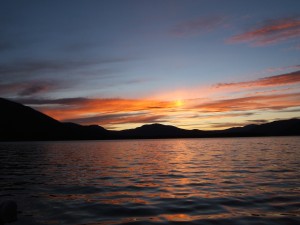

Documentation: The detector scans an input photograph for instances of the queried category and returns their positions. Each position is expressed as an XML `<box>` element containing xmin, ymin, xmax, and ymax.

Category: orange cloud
<box><xmin>27</xmin><ymin>98</ymin><xmax>177</xmax><ymax>122</ymax></box>
<box><xmin>228</xmin><ymin>16</ymin><xmax>300</xmax><ymax>46</ymax></box>
<box><xmin>215</xmin><ymin>70</ymin><xmax>300</xmax><ymax>88</ymax></box>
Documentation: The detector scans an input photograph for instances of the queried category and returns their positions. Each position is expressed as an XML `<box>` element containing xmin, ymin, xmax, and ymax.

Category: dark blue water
<box><xmin>0</xmin><ymin>137</ymin><xmax>299</xmax><ymax>225</ymax></box>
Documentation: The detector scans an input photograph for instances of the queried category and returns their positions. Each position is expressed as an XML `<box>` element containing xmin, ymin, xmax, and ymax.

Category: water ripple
<box><xmin>0</xmin><ymin>137</ymin><xmax>299</xmax><ymax>224</ymax></box>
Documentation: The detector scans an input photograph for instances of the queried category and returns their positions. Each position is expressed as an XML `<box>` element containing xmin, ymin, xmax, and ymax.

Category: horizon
<box><xmin>1</xmin><ymin>0</ymin><xmax>300</xmax><ymax>130</ymax></box>
<box><xmin>2</xmin><ymin>96</ymin><xmax>300</xmax><ymax>133</ymax></box>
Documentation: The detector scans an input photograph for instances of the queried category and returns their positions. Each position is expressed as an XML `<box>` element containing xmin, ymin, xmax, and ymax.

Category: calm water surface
<box><xmin>0</xmin><ymin>137</ymin><xmax>299</xmax><ymax>225</ymax></box>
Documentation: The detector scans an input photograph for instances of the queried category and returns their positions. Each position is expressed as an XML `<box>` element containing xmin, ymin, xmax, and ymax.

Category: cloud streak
<box><xmin>0</xmin><ymin>58</ymin><xmax>127</xmax><ymax>79</ymax></box>
<box><xmin>228</xmin><ymin>16</ymin><xmax>300</xmax><ymax>46</ymax></box>
<box><xmin>195</xmin><ymin>93</ymin><xmax>300</xmax><ymax>113</ymax></box>
<box><xmin>0</xmin><ymin>80</ymin><xmax>60</xmax><ymax>97</ymax></box>
<box><xmin>215</xmin><ymin>70</ymin><xmax>300</xmax><ymax>88</ymax></box>
<box><xmin>65</xmin><ymin>112</ymin><xmax>167</xmax><ymax>127</ymax></box>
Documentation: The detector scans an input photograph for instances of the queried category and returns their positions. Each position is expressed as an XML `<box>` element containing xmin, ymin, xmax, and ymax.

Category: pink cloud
<box><xmin>215</xmin><ymin>70</ymin><xmax>300</xmax><ymax>88</ymax></box>
<box><xmin>195</xmin><ymin>92</ymin><xmax>300</xmax><ymax>113</ymax></box>
<box><xmin>228</xmin><ymin>16</ymin><xmax>300</xmax><ymax>46</ymax></box>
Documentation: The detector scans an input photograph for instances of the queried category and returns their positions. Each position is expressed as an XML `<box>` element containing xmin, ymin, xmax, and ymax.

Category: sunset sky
<box><xmin>1</xmin><ymin>0</ymin><xmax>300</xmax><ymax>130</ymax></box>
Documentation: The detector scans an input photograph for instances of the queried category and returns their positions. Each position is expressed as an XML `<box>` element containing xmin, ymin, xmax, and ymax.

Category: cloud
<box><xmin>247</xmin><ymin>119</ymin><xmax>268</xmax><ymax>124</ymax></box>
<box><xmin>208</xmin><ymin>122</ymin><xmax>250</xmax><ymax>129</ymax></box>
<box><xmin>195</xmin><ymin>93</ymin><xmax>300</xmax><ymax>113</ymax></box>
<box><xmin>215</xmin><ymin>70</ymin><xmax>300</xmax><ymax>88</ymax></box>
<box><xmin>228</xmin><ymin>16</ymin><xmax>300</xmax><ymax>46</ymax></box>
<box><xmin>64</xmin><ymin>112</ymin><xmax>146</xmax><ymax>124</ymax></box>
<box><xmin>0</xmin><ymin>58</ymin><xmax>127</xmax><ymax>79</ymax></box>
<box><xmin>18</xmin><ymin>82</ymin><xmax>56</xmax><ymax>96</ymax></box>
<box><xmin>0</xmin><ymin>80</ymin><xmax>60</xmax><ymax>96</ymax></box>
<box><xmin>197</xmin><ymin>112</ymin><xmax>256</xmax><ymax>120</ymax></box>
<box><xmin>14</xmin><ymin>97</ymin><xmax>178</xmax><ymax>122</ymax></box>
<box><xmin>171</xmin><ymin>16</ymin><xmax>227</xmax><ymax>37</ymax></box>
<box><xmin>0</xmin><ymin>60</ymin><xmax>82</xmax><ymax>77</ymax></box>
<box><xmin>16</xmin><ymin>97</ymin><xmax>90</xmax><ymax>105</ymax></box>
<box><xmin>280</xmin><ymin>107</ymin><xmax>300</xmax><ymax>113</ymax></box>
<box><xmin>64</xmin><ymin>112</ymin><xmax>167</xmax><ymax>126</ymax></box>
<box><xmin>0</xmin><ymin>57</ymin><xmax>133</xmax><ymax>96</ymax></box>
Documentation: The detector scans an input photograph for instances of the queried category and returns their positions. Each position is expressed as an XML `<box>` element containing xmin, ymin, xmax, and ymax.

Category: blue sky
<box><xmin>1</xmin><ymin>0</ymin><xmax>300</xmax><ymax>130</ymax></box>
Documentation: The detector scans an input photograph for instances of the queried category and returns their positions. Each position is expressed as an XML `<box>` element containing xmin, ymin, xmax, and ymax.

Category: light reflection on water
<box><xmin>0</xmin><ymin>137</ymin><xmax>300</xmax><ymax>225</ymax></box>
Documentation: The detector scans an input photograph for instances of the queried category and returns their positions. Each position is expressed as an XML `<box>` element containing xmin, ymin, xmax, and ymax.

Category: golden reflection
<box><xmin>160</xmin><ymin>213</ymin><xmax>231</xmax><ymax>221</ymax></box>
<box><xmin>162</xmin><ymin>213</ymin><xmax>194</xmax><ymax>221</ymax></box>
<box><xmin>100</xmin><ymin>197</ymin><xmax>149</xmax><ymax>205</ymax></box>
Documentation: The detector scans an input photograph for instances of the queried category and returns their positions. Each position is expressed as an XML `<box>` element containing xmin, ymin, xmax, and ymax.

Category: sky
<box><xmin>1</xmin><ymin>0</ymin><xmax>300</xmax><ymax>130</ymax></box>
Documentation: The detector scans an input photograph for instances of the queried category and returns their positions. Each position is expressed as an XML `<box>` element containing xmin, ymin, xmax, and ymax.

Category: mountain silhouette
<box><xmin>224</xmin><ymin>119</ymin><xmax>300</xmax><ymax>136</ymax></box>
<box><xmin>0</xmin><ymin>97</ymin><xmax>299</xmax><ymax>141</ymax></box>
<box><xmin>118</xmin><ymin>123</ymin><xmax>206</xmax><ymax>138</ymax></box>
<box><xmin>0</xmin><ymin>98</ymin><xmax>112</xmax><ymax>141</ymax></box>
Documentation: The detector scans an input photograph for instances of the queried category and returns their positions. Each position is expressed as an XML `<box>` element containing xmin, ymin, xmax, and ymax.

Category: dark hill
<box><xmin>0</xmin><ymin>98</ymin><xmax>111</xmax><ymax>141</ymax></box>
<box><xmin>119</xmin><ymin>119</ymin><xmax>300</xmax><ymax>138</ymax></box>
<box><xmin>119</xmin><ymin>123</ymin><xmax>206</xmax><ymax>138</ymax></box>
<box><xmin>219</xmin><ymin>119</ymin><xmax>300</xmax><ymax>137</ymax></box>
<box><xmin>243</xmin><ymin>119</ymin><xmax>300</xmax><ymax>136</ymax></box>
<box><xmin>0</xmin><ymin>98</ymin><xmax>62</xmax><ymax>140</ymax></box>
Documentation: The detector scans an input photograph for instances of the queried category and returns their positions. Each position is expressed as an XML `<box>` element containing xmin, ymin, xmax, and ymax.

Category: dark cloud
<box><xmin>247</xmin><ymin>119</ymin><xmax>268</xmax><ymax>123</ymax></box>
<box><xmin>171</xmin><ymin>15</ymin><xmax>227</xmax><ymax>37</ymax></box>
<box><xmin>208</xmin><ymin>122</ymin><xmax>249</xmax><ymax>129</ymax></box>
<box><xmin>0</xmin><ymin>60</ymin><xmax>87</xmax><ymax>77</ymax></box>
<box><xmin>208</xmin><ymin>120</ymin><xmax>271</xmax><ymax>129</ymax></box>
<box><xmin>0</xmin><ymin>57</ymin><xmax>129</xmax><ymax>80</ymax></box>
<box><xmin>200</xmin><ymin>112</ymin><xmax>255</xmax><ymax>119</ymax></box>
<box><xmin>17</xmin><ymin>82</ymin><xmax>54</xmax><ymax>96</ymax></box>
<box><xmin>0</xmin><ymin>57</ymin><xmax>131</xmax><ymax>96</ymax></box>
<box><xmin>64</xmin><ymin>112</ymin><xmax>146</xmax><ymax>124</ymax></box>
<box><xmin>228</xmin><ymin>16</ymin><xmax>300</xmax><ymax>46</ymax></box>
<box><xmin>64</xmin><ymin>112</ymin><xmax>167</xmax><ymax>126</ymax></box>
<box><xmin>0</xmin><ymin>80</ymin><xmax>60</xmax><ymax>97</ymax></box>
<box><xmin>13</xmin><ymin>97</ymin><xmax>90</xmax><ymax>105</ymax></box>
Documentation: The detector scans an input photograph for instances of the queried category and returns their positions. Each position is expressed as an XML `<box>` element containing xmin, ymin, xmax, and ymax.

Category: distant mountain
<box><xmin>0</xmin><ymin>97</ymin><xmax>299</xmax><ymax>141</ymax></box>
<box><xmin>118</xmin><ymin>123</ymin><xmax>207</xmax><ymax>138</ymax></box>
<box><xmin>222</xmin><ymin>119</ymin><xmax>300</xmax><ymax>136</ymax></box>
<box><xmin>118</xmin><ymin>119</ymin><xmax>300</xmax><ymax>139</ymax></box>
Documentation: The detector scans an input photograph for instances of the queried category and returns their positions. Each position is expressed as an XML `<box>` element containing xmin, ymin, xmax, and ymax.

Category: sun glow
<box><xmin>175</xmin><ymin>99</ymin><xmax>184</xmax><ymax>107</ymax></box>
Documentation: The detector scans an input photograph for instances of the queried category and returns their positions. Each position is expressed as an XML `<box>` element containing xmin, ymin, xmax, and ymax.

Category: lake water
<box><xmin>0</xmin><ymin>137</ymin><xmax>300</xmax><ymax>225</ymax></box>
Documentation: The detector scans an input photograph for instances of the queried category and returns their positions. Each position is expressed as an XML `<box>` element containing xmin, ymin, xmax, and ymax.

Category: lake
<box><xmin>0</xmin><ymin>137</ymin><xmax>299</xmax><ymax>225</ymax></box>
